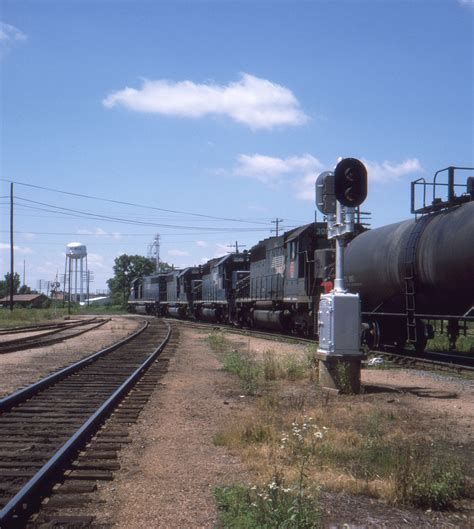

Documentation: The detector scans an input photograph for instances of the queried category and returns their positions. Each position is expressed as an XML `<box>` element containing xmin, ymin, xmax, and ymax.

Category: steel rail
<box><xmin>370</xmin><ymin>349</ymin><xmax>474</xmax><ymax>374</ymax></box>
<box><xmin>0</xmin><ymin>319</ymin><xmax>148</xmax><ymax>413</ymax></box>
<box><xmin>166</xmin><ymin>318</ymin><xmax>315</xmax><ymax>346</ymax></box>
<box><xmin>0</xmin><ymin>318</ymin><xmax>111</xmax><ymax>354</ymax></box>
<box><xmin>0</xmin><ymin>320</ymin><xmax>171</xmax><ymax>529</ymax></box>
<box><xmin>0</xmin><ymin>318</ymin><xmax>98</xmax><ymax>336</ymax></box>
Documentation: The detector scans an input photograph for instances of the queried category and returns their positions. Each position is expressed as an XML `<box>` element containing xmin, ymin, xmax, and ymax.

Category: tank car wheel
<box><xmin>362</xmin><ymin>320</ymin><xmax>380</xmax><ymax>350</ymax></box>
<box><xmin>415</xmin><ymin>321</ymin><xmax>434</xmax><ymax>354</ymax></box>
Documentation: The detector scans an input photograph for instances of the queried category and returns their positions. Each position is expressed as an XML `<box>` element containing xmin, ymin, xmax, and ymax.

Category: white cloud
<box><xmin>234</xmin><ymin>153</ymin><xmax>323</xmax><ymax>185</ymax></box>
<box><xmin>76</xmin><ymin>228</ymin><xmax>122</xmax><ymax>240</ymax></box>
<box><xmin>226</xmin><ymin>153</ymin><xmax>423</xmax><ymax>201</ymax></box>
<box><xmin>103</xmin><ymin>73</ymin><xmax>308</xmax><ymax>130</ymax></box>
<box><xmin>0</xmin><ymin>23</ymin><xmax>27</xmax><ymax>42</ymax></box>
<box><xmin>196</xmin><ymin>240</ymin><xmax>208</xmax><ymax>248</ymax></box>
<box><xmin>458</xmin><ymin>0</ymin><xmax>474</xmax><ymax>6</ymax></box>
<box><xmin>0</xmin><ymin>243</ymin><xmax>33</xmax><ymax>254</ymax></box>
<box><xmin>214</xmin><ymin>243</ymin><xmax>230</xmax><ymax>257</ymax></box>
<box><xmin>77</xmin><ymin>228</ymin><xmax>107</xmax><ymax>236</ymax></box>
<box><xmin>295</xmin><ymin>172</ymin><xmax>321</xmax><ymax>201</ymax></box>
<box><xmin>168</xmin><ymin>249</ymin><xmax>189</xmax><ymax>257</ymax></box>
<box><xmin>21</xmin><ymin>233</ymin><xmax>36</xmax><ymax>241</ymax></box>
<box><xmin>87</xmin><ymin>252</ymin><xmax>107</xmax><ymax>270</ymax></box>
<box><xmin>362</xmin><ymin>158</ymin><xmax>423</xmax><ymax>183</ymax></box>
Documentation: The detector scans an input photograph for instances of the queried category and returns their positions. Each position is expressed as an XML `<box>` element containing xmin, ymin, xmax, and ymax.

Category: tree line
<box><xmin>107</xmin><ymin>254</ymin><xmax>174</xmax><ymax>304</ymax></box>
<box><xmin>0</xmin><ymin>273</ymin><xmax>33</xmax><ymax>298</ymax></box>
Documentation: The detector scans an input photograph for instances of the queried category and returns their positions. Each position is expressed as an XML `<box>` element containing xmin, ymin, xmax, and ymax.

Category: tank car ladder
<box><xmin>403</xmin><ymin>215</ymin><xmax>432</xmax><ymax>344</ymax></box>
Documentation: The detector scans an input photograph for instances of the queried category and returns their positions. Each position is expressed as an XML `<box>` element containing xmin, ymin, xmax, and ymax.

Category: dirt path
<box><xmin>91</xmin><ymin>326</ymin><xmax>250</xmax><ymax>528</ymax></box>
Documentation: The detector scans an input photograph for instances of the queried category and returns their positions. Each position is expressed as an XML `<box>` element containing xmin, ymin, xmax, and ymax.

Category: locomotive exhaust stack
<box><xmin>315</xmin><ymin>158</ymin><xmax>368</xmax><ymax>394</ymax></box>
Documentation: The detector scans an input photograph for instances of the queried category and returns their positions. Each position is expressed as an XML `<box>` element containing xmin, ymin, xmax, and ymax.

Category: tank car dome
<box><xmin>66</xmin><ymin>242</ymin><xmax>87</xmax><ymax>258</ymax></box>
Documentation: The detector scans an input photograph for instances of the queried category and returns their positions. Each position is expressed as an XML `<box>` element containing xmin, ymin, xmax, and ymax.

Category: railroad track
<box><xmin>0</xmin><ymin>318</ymin><xmax>110</xmax><ymax>354</ymax></box>
<box><xmin>0</xmin><ymin>318</ymin><xmax>172</xmax><ymax>528</ymax></box>
<box><xmin>167</xmin><ymin>318</ymin><xmax>474</xmax><ymax>374</ymax></box>
<box><xmin>164</xmin><ymin>318</ymin><xmax>315</xmax><ymax>346</ymax></box>
<box><xmin>371</xmin><ymin>348</ymin><xmax>474</xmax><ymax>375</ymax></box>
<box><xmin>0</xmin><ymin>319</ymin><xmax>99</xmax><ymax>336</ymax></box>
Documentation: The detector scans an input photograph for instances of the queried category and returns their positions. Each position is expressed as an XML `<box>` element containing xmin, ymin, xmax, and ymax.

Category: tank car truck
<box><xmin>345</xmin><ymin>166</ymin><xmax>474</xmax><ymax>353</ymax></box>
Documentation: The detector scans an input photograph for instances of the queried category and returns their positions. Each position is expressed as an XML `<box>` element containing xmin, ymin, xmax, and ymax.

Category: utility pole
<box><xmin>227</xmin><ymin>241</ymin><xmax>245</xmax><ymax>254</ymax></box>
<box><xmin>10</xmin><ymin>183</ymin><xmax>14</xmax><ymax>311</ymax></box>
<box><xmin>271</xmin><ymin>218</ymin><xmax>284</xmax><ymax>236</ymax></box>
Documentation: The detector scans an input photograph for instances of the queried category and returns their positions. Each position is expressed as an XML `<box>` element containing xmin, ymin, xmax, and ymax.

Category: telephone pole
<box><xmin>227</xmin><ymin>241</ymin><xmax>245</xmax><ymax>254</ymax></box>
<box><xmin>10</xmin><ymin>183</ymin><xmax>14</xmax><ymax>311</ymax></box>
<box><xmin>271</xmin><ymin>218</ymin><xmax>284</xmax><ymax>236</ymax></box>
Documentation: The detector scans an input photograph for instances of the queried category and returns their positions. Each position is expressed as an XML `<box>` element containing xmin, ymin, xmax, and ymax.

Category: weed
<box><xmin>287</xmin><ymin>392</ymin><xmax>307</xmax><ymax>412</ymax></box>
<box><xmin>284</xmin><ymin>356</ymin><xmax>307</xmax><ymax>380</ymax></box>
<box><xmin>392</xmin><ymin>443</ymin><xmax>465</xmax><ymax>509</ymax></box>
<box><xmin>304</xmin><ymin>346</ymin><xmax>318</xmax><ymax>381</ymax></box>
<box><xmin>334</xmin><ymin>362</ymin><xmax>352</xmax><ymax>393</ymax></box>
<box><xmin>222</xmin><ymin>349</ymin><xmax>262</xmax><ymax>395</ymax></box>
<box><xmin>262</xmin><ymin>350</ymin><xmax>281</xmax><ymax>381</ymax></box>
<box><xmin>214</xmin><ymin>480</ymin><xmax>321</xmax><ymax>529</ymax></box>
<box><xmin>207</xmin><ymin>332</ymin><xmax>228</xmax><ymax>354</ymax></box>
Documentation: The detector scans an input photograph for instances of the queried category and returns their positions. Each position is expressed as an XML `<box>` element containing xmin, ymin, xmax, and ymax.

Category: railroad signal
<box><xmin>334</xmin><ymin>158</ymin><xmax>367</xmax><ymax>208</ymax></box>
<box><xmin>315</xmin><ymin>171</ymin><xmax>336</xmax><ymax>215</ymax></box>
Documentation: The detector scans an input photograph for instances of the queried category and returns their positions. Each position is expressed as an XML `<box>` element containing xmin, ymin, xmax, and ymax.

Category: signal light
<box><xmin>334</xmin><ymin>158</ymin><xmax>367</xmax><ymax>207</ymax></box>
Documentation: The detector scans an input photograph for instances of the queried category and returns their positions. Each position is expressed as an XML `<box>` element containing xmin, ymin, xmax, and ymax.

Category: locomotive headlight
<box><xmin>334</xmin><ymin>158</ymin><xmax>368</xmax><ymax>207</ymax></box>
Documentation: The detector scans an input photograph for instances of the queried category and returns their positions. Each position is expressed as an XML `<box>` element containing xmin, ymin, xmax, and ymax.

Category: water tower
<box><xmin>64</xmin><ymin>242</ymin><xmax>88</xmax><ymax>303</ymax></box>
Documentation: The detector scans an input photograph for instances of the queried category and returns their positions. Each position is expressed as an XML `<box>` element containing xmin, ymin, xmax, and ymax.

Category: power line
<box><xmin>1</xmin><ymin>178</ymin><xmax>271</xmax><ymax>226</ymax></box>
<box><xmin>14</xmin><ymin>197</ymin><xmax>268</xmax><ymax>232</ymax></box>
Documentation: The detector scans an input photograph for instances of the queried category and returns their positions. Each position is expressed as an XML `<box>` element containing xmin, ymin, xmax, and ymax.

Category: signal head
<box><xmin>315</xmin><ymin>171</ymin><xmax>336</xmax><ymax>215</ymax></box>
<box><xmin>334</xmin><ymin>158</ymin><xmax>368</xmax><ymax>207</ymax></box>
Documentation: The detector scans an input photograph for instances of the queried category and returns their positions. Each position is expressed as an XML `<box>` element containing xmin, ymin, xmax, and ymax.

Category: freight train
<box><xmin>129</xmin><ymin>166</ymin><xmax>474</xmax><ymax>353</ymax></box>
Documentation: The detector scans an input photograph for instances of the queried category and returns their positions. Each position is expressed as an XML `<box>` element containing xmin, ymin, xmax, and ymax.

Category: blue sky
<box><xmin>1</xmin><ymin>0</ymin><xmax>473</xmax><ymax>292</ymax></box>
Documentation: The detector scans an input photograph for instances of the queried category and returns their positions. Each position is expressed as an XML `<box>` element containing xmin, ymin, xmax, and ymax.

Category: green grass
<box><xmin>428</xmin><ymin>333</ymin><xmax>474</xmax><ymax>353</ymax></box>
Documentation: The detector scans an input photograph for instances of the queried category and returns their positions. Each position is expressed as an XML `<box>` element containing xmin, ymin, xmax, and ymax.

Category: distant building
<box><xmin>0</xmin><ymin>294</ymin><xmax>49</xmax><ymax>308</ymax></box>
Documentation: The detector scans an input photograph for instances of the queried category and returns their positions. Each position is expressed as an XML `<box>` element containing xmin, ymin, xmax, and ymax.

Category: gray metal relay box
<box><xmin>317</xmin><ymin>291</ymin><xmax>361</xmax><ymax>356</ymax></box>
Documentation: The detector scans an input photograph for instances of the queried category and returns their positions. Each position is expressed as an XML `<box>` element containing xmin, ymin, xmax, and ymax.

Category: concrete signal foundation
<box><xmin>316</xmin><ymin>353</ymin><xmax>362</xmax><ymax>394</ymax></box>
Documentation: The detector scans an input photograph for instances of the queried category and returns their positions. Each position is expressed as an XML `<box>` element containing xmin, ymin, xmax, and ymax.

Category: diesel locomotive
<box><xmin>128</xmin><ymin>166</ymin><xmax>474</xmax><ymax>353</ymax></box>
